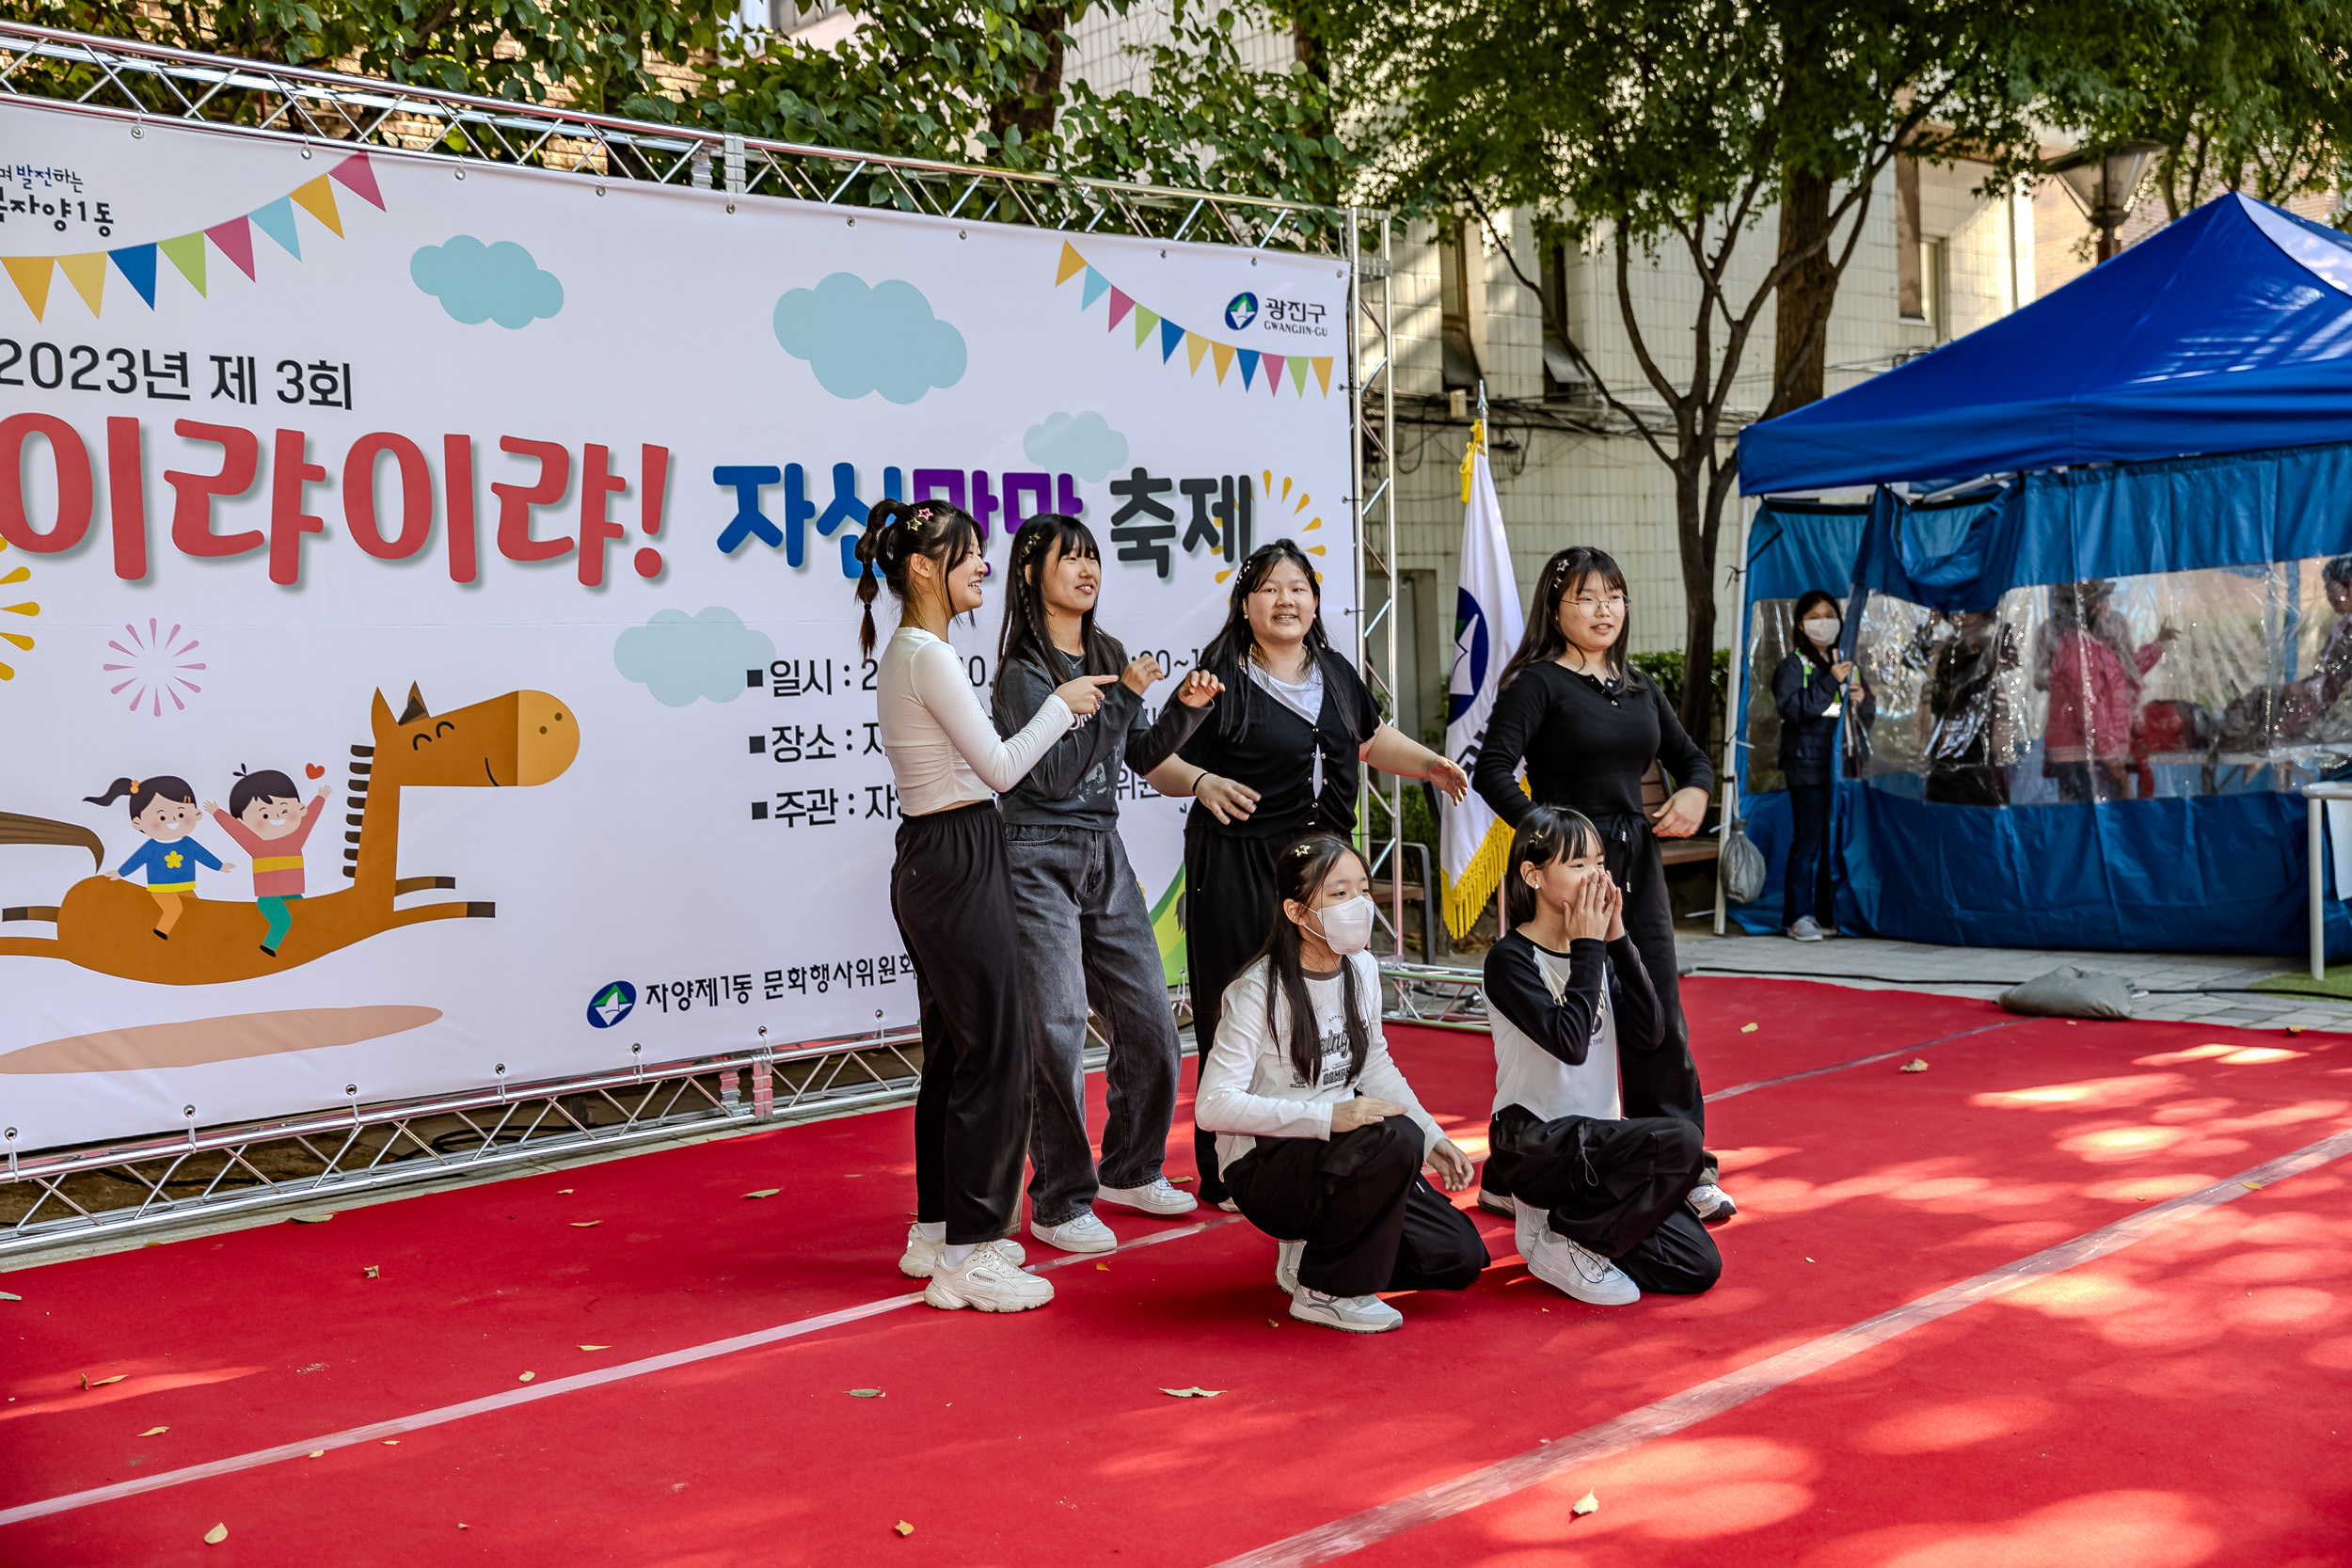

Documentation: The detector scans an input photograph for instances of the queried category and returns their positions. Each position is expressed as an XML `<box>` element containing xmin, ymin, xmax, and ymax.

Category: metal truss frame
<box><xmin>0</xmin><ymin>22</ymin><xmax>1396</xmax><ymax>1260</ymax></box>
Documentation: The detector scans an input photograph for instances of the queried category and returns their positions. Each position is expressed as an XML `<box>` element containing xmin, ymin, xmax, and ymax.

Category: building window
<box><xmin>1436</xmin><ymin>219</ymin><xmax>1482</xmax><ymax>391</ymax></box>
<box><xmin>1895</xmin><ymin>156</ymin><xmax>1926</xmax><ymax>324</ymax></box>
<box><xmin>1919</xmin><ymin>237</ymin><xmax>1949</xmax><ymax>340</ymax></box>
<box><xmin>1541</xmin><ymin>244</ymin><xmax>1584</xmax><ymax>400</ymax></box>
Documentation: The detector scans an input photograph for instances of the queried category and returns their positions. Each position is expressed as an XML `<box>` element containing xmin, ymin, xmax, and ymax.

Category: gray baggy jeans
<box><xmin>1005</xmin><ymin>823</ymin><xmax>1183</xmax><ymax>1226</ymax></box>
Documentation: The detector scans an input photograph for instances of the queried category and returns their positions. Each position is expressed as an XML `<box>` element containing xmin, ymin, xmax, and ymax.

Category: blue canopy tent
<box><xmin>1731</xmin><ymin>193</ymin><xmax>2352</xmax><ymax>958</ymax></box>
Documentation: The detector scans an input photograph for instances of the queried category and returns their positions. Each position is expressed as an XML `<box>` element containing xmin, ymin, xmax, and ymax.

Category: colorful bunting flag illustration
<box><xmin>1054</xmin><ymin>242</ymin><xmax>1335</xmax><ymax>398</ymax></box>
<box><xmin>1</xmin><ymin>152</ymin><xmax>384</xmax><ymax>321</ymax></box>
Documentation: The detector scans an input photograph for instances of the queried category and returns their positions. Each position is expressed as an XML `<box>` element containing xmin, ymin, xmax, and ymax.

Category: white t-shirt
<box><xmin>877</xmin><ymin>626</ymin><xmax>1072</xmax><ymax>816</ymax></box>
<box><xmin>1196</xmin><ymin>950</ymin><xmax>1441</xmax><ymax>1175</ymax></box>
<box><xmin>1489</xmin><ymin>939</ymin><xmax>1623</xmax><ymax>1122</ymax></box>
<box><xmin>1248</xmin><ymin>659</ymin><xmax>1326</xmax><ymax>725</ymax></box>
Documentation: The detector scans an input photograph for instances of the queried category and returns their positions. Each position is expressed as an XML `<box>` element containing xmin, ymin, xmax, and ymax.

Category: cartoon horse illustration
<box><xmin>0</xmin><ymin>684</ymin><xmax>577</xmax><ymax>985</ymax></box>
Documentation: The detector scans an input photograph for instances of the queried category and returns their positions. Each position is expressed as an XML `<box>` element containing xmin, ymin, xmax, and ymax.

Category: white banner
<box><xmin>1439</xmin><ymin>429</ymin><xmax>1522</xmax><ymax>936</ymax></box>
<box><xmin>0</xmin><ymin>102</ymin><xmax>1354</xmax><ymax>1153</ymax></box>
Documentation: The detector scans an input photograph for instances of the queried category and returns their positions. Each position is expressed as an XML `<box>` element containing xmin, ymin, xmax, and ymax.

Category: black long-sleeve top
<box><xmin>1482</xmin><ymin>930</ymin><xmax>1662</xmax><ymax>1066</ymax></box>
<box><xmin>1471</xmin><ymin>662</ymin><xmax>1715</xmax><ymax>829</ymax></box>
<box><xmin>993</xmin><ymin>644</ymin><xmax>1206</xmax><ymax>830</ymax></box>
<box><xmin>1772</xmin><ymin>651</ymin><xmax>1845</xmax><ymax>785</ymax></box>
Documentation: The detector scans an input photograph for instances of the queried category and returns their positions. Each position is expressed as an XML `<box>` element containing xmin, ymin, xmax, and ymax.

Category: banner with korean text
<box><xmin>0</xmin><ymin>101</ymin><xmax>1355</xmax><ymax>1153</ymax></box>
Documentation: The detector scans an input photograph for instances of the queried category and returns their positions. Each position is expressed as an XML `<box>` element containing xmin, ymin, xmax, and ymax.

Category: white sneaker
<box><xmin>1029</xmin><ymin>1211</ymin><xmax>1119</xmax><ymax>1253</ymax></box>
<box><xmin>1687</xmin><ymin>1183</ymin><xmax>1738</xmax><ymax>1224</ymax></box>
<box><xmin>1288</xmin><ymin>1286</ymin><xmax>1403</xmax><ymax>1334</ymax></box>
<box><xmin>1787</xmin><ymin>916</ymin><xmax>1824</xmax><ymax>942</ymax></box>
<box><xmin>1274</xmin><ymin>1239</ymin><xmax>1304</xmax><ymax>1294</ymax></box>
<box><xmin>898</xmin><ymin>1225</ymin><xmax>1025</xmax><ymax>1278</ymax></box>
<box><xmin>1096</xmin><ymin>1178</ymin><xmax>1200</xmax><ymax>1216</ymax></box>
<box><xmin>1525</xmin><ymin>1230</ymin><xmax>1642</xmax><ymax>1307</ymax></box>
<box><xmin>922</xmin><ymin>1245</ymin><xmax>1055</xmax><ymax>1312</ymax></box>
<box><xmin>1510</xmin><ymin>1196</ymin><xmax>1552</xmax><ymax>1259</ymax></box>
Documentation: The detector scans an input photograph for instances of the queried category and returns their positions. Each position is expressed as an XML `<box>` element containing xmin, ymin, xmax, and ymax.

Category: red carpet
<box><xmin>2</xmin><ymin>978</ymin><xmax>2347</xmax><ymax>1566</ymax></box>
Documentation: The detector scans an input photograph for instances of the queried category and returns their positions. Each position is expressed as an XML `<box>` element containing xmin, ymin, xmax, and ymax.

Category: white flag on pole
<box><xmin>1440</xmin><ymin>421</ymin><xmax>1526</xmax><ymax>939</ymax></box>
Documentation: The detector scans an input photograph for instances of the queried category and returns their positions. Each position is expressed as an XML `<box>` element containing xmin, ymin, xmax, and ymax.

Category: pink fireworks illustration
<box><xmin>104</xmin><ymin>619</ymin><xmax>205</xmax><ymax>717</ymax></box>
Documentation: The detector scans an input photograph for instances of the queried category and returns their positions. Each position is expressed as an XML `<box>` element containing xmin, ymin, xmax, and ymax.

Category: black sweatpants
<box><xmin>1781</xmin><ymin>783</ymin><xmax>1835</xmax><ymax>928</ymax></box>
<box><xmin>890</xmin><ymin>801</ymin><xmax>1031</xmax><ymax>1245</ymax></box>
<box><xmin>1182</xmin><ymin>828</ymin><xmax>1282</xmax><ymax>1205</ymax></box>
<box><xmin>1222</xmin><ymin>1115</ymin><xmax>1489</xmax><ymax>1298</ymax></box>
<box><xmin>1488</xmin><ymin>1104</ymin><xmax>1721</xmax><ymax>1294</ymax></box>
<box><xmin>1596</xmin><ymin>814</ymin><xmax>1708</xmax><ymax>1145</ymax></box>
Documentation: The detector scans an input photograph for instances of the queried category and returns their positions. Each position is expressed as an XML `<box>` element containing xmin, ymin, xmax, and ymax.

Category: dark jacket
<box><xmin>1772</xmin><ymin>651</ymin><xmax>1846</xmax><ymax>786</ymax></box>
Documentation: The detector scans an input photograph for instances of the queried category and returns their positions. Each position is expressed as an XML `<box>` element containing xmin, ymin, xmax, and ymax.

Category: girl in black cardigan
<box><xmin>1470</xmin><ymin>546</ymin><xmax>1732</xmax><ymax>1225</ymax></box>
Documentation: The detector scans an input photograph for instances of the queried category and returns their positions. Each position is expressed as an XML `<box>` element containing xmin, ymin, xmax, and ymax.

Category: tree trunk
<box><xmin>1760</xmin><ymin>164</ymin><xmax>1836</xmax><ymax>421</ymax></box>
<box><xmin>988</xmin><ymin>7</ymin><xmax>1068</xmax><ymax>158</ymax></box>
<box><xmin>1672</xmin><ymin>462</ymin><xmax>1720</xmax><ymax>753</ymax></box>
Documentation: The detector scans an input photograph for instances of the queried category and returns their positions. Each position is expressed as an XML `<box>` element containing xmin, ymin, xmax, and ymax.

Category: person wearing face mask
<box><xmin>855</xmin><ymin>499</ymin><xmax>1120</xmax><ymax>1315</ymax></box>
<box><xmin>1772</xmin><ymin>590</ymin><xmax>1866</xmax><ymax>942</ymax></box>
<box><xmin>1194</xmin><ymin>832</ymin><xmax>1486</xmax><ymax>1334</ymax></box>
<box><xmin>1482</xmin><ymin>807</ymin><xmax>1721</xmax><ymax>1307</ymax></box>
<box><xmin>991</xmin><ymin>515</ymin><xmax>1224</xmax><ymax>1255</ymax></box>
<box><xmin>1145</xmin><ymin>540</ymin><xmax>1470</xmax><ymax>1211</ymax></box>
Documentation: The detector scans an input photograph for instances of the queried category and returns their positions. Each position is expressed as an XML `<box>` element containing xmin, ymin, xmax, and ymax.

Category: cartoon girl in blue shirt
<box><xmin>86</xmin><ymin>775</ymin><xmax>237</xmax><ymax>940</ymax></box>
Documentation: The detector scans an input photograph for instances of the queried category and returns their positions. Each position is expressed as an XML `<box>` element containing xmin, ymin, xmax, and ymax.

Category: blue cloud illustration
<box><xmin>613</xmin><ymin>607</ymin><xmax>774</xmax><ymax>708</ymax></box>
<box><xmin>411</xmin><ymin>237</ymin><xmax>564</xmax><ymax>329</ymax></box>
<box><xmin>772</xmin><ymin>274</ymin><xmax>966</xmax><ymax>404</ymax></box>
<box><xmin>1023</xmin><ymin>411</ymin><xmax>1130</xmax><ymax>483</ymax></box>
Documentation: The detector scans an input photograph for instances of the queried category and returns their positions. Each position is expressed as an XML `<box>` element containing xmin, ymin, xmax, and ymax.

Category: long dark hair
<box><xmin>1197</xmin><ymin>538</ymin><xmax>1360</xmax><ymax>744</ymax></box>
<box><xmin>1498</xmin><ymin>546</ymin><xmax>1640</xmax><ymax>693</ymax></box>
<box><xmin>85</xmin><ymin>775</ymin><xmax>195</xmax><ymax>818</ymax></box>
<box><xmin>1502</xmin><ymin>805</ymin><xmax>1603</xmax><ymax>928</ymax></box>
<box><xmin>993</xmin><ymin>514</ymin><xmax>1124</xmax><ymax>723</ymax></box>
<box><xmin>1790</xmin><ymin>589</ymin><xmax>1840</xmax><ymax>672</ymax></box>
<box><xmin>1245</xmin><ymin>832</ymin><xmax>1373</xmax><ymax>1088</ymax></box>
<box><xmin>852</xmin><ymin>498</ymin><xmax>982</xmax><ymax>659</ymax></box>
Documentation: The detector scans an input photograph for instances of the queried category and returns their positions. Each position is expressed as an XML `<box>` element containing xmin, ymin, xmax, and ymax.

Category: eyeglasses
<box><xmin>1569</xmin><ymin>594</ymin><xmax>1628</xmax><ymax>612</ymax></box>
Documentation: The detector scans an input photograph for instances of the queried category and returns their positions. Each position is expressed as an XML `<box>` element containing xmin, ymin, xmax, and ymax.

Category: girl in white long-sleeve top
<box><xmin>1195</xmin><ymin>832</ymin><xmax>1487</xmax><ymax>1333</ymax></box>
<box><xmin>855</xmin><ymin>498</ymin><xmax>1118</xmax><ymax>1314</ymax></box>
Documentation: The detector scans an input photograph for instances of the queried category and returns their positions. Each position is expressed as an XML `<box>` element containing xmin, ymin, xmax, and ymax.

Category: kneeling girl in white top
<box><xmin>1482</xmin><ymin>805</ymin><xmax>1722</xmax><ymax>1307</ymax></box>
<box><xmin>1195</xmin><ymin>832</ymin><xmax>1487</xmax><ymax>1334</ymax></box>
<box><xmin>855</xmin><ymin>497</ymin><xmax>1119</xmax><ymax>1315</ymax></box>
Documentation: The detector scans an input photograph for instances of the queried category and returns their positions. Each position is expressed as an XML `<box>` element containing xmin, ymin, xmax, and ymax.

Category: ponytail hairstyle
<box><xmin>993</xmin><ymin>514</ymin><xmax>1125</xmax><ymax>724</ymax></box>
<box><xmin>85</xmin><ymin>775</ymin><xmax>195</xmax><ymax>819</ymax></box>
<box><xmin>1502</xmin><ymin>805</ymin><xmax>1603</xmax><ymax>928</ymax></box>
<box><xmin>1789</xmin><ymin>589</ymin><xmax>1841</xmax><ymax>672</ymax></box>
<box><xmin>1197</xmin><ymin>538</ymin><xmax>1359</xmax><ymax>745</ymax></box>
<box><xmin>852</xmin><ymin>498</ymin><xmax>982</xmax><ymax>659</ymax></box>
<box><xmin>1244</xmin><ymin>832</ymin><xmax>1373</xmax><ymax>1089</ymax></box>
<box><xmin>1498</xmin><ymin>546</ymin><xmax>1640</xmax><ymax>693</ymax></box>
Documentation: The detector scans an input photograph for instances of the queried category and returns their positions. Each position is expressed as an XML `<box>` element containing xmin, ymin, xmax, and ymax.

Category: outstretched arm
<box><xmin>912</xmin><ymin>640</ymin><xmax>1075</xmax><ymax>794</ymax></box>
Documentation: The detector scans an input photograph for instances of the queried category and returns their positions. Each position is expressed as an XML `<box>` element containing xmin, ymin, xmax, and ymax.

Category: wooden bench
<box><xmin>1644</xmin><ymin>761</ymin><xmax>1722</xmax><ymax>868</ymax></box>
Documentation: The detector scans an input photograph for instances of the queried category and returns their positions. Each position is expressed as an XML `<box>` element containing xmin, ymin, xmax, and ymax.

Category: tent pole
<box><xmin>1715</xmin><ymin>496</ymin><xmax>1755</xmax><ymax>937</ymax></box>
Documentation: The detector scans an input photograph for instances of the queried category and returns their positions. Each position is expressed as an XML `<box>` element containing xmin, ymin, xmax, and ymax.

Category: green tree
<box><xmin>1304</xmin><ymin>0</ymin><xmax>2050</xmax><ymax>746</ymax></box>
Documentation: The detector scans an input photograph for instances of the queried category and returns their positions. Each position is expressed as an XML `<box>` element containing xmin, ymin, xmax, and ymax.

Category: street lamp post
<box><xmin>2047</xmin><ymin>141</ymin><xmax>2167</xmax><ymax>261</ymax></box>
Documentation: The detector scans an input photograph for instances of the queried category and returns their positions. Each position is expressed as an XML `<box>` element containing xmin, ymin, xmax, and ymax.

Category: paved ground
<box><xmin>1672</xmin><ymin>923</ymin><xmax>2352</xmax><ymax>1033</ymax></box>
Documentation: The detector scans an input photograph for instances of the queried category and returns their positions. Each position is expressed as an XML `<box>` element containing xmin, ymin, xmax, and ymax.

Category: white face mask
<box><xmin>1311</xmin><ymin>895</ymin><xmax>1376</xmax><ymax>958</ymax></box>
<box><xmin>1802</xmin><ymin>616</ymin><xmax>1841</xmax><ymax>647</ymax></box>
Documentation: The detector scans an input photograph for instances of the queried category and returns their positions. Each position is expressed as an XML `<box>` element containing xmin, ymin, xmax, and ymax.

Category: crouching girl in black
<box><xmin>1195</xmin><ymin>832</ymin><xmax>1486</xmax><ymax>1334</ymax></box>
<box><xmin>1482</xmin><ymin>806</ymin><xmax>1722</xmax><ymax>1306</ymax></box>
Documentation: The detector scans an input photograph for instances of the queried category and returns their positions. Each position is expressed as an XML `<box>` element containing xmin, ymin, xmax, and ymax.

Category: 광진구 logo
<box><xmin>586</xmin><ymin>980</ymin><xmax>636</xmax><ymax>1028</ymax></box>
<box><xmin>1224</xmin><ymin>291</ymin><xmax>1259</xmax><ymax>331</ymax></box>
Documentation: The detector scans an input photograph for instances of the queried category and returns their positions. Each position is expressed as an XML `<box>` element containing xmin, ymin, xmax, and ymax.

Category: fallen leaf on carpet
<box><xmin>1805</xmin><ymin>1257</ymin><xmax>1816</xmax><ymax>1262</ymax></box>
<box><xmin>518</xmin><ymin>1371</ymin><xmax>535</xmax><ymax>1383</ymax></box>
<box><xmin>1095</xmin><ymin>1263</ymin><xmax>1110</xmax><ymax>1271</ymax></box>
<box><xmin>1899</xmin><ymin>1059</ymin><xmax>1930</xmax><ymax>1073</ymax></box>
<box><xmin>383</xmin><ymin>1439</ymin><xmax>399</xmax><ymax>1446</ymax></box>
<box><xmin>2244</xmin><ymin>1180</ymin><xmax>2264</xmax><ymax>1190</ymax></box>
<box><xmin>0</xmin><ymin>1291</ymin><xmax>20</xmax><ymax>1302</ymax></box>
<box><xmin>558</xmin><ymin>1188</ymin><xmax>573</xmax><ymax>1194</ymax></box>
<box><xmin>580</xmin><ymin>1344</ymin><xmax>612</xmax><ymax>1351</ymax></box>
<box><xmin>894</xmin><ymin>1521</ymin><xmax>914</xmax><ymax>1537</ymax></box>
<box><xmin>1160</xmin><ymin>1386</ymin><xmax>1225</xmax><ymax>1399</ymax></box>
<box><xmin>2287</xmin><ymin>1025</ymin><xmax>2307</xmax><ymax>1036</ymax></box>
<box><xmin>1572</xmin><ymin>1492</ymin><xmax>1598</xmax><ymax>1516</ymax></box>
<box><xmin>743</xmin><ymin>1189</ymin><xmax>781</xmax><ymax>1199</ymax></box>
<box><xmin>458</xmin><ymin>1523</ymin><xmax>469</xmax><ymax>1529</ymax></box>
<box><xmin>1740</xmin><ymin>1022</ymin><xmax>1757</xmax><ymax>1033</ymax></box>
<box><xmin>570</xmin><ymin>1221</ymin><xmax>601</xmax><ymax>1227</ymax></box>
<box><xmin>203</xmin><ymin>1524</ymin><xmax>228</xmax><ymax>1544</ymax></box>
<box><xmin>1170</xmin><ymin>1176</ymin><xmax>1195</xmax><ymax>1184</ymax></box>
<box><xmin>293</xmin><ymin>1214</ymin><xmax>334</xmax><ymax>1224</ymax></box>
<box><xmin>309</xmin><ymin>1449</ymin><xmax>325</xmax><ymax>1459</ymax></box>
<box><xmin>363</xmin><ymin>1266</ymin><xmax>380</xmax><ymax>1278</ymax></box>
<box><xmin>85</xmin><ymin>1375</ymin><xmax>124</xmax><ymax>1387</ymax></box>
<box><xmin>847</xmin><ymin>1388</ymin><xmax>884</xmax><ymax>1398</ymax></box>
<box><xmin>1267</xmin><ymin>1319</ymin><xmax>1279</xmax><ymax>1327</ymax></box>
<box><xmin>139</xmin><ymin>1426</ymin><xmax>167</xmax><ymax>1437</ymax></box>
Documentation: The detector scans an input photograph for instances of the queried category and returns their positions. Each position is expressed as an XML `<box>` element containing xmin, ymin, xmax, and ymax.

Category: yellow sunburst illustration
<box><xmin>1216</xmin><ymin>470</ymin><xmax>1328</xmax><ymax>584</ymax></box>
<box><xmin>0</xmin><ymin>535</ymin><xmax>34</xmax><ymax>681</ymax></box>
